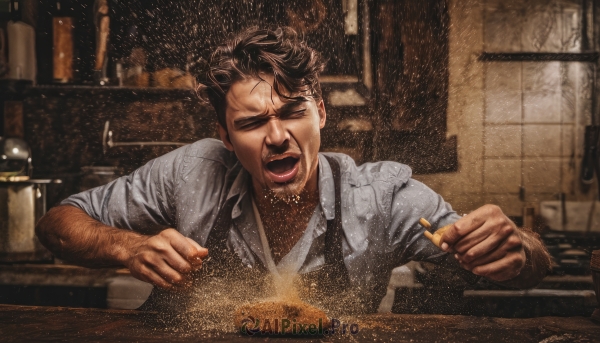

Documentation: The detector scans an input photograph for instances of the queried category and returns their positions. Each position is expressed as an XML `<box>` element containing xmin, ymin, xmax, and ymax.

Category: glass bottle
<box><xmin>52</xmin><ymin>0</ymin><xmax>73</xmax><ymax>83</ymax></box>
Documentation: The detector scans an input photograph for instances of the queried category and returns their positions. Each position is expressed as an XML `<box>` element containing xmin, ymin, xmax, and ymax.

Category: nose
<box><xmin>265</xmin><ymin>118</ymin><xmax>289</xmax><ymax>148</ymax></box>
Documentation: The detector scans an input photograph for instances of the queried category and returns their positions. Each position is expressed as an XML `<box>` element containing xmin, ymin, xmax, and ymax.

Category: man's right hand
<box><xmin>124</xmin><ymin>228</ymin><xmax>208</xmax><ymax>289</ymax></box>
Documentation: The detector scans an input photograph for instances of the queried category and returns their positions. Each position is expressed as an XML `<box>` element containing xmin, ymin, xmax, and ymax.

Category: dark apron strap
<box><xmin>323</xmin><ymin>155</ymin><xmax>351</xmax><ymax>288</ymax></box>
<box><xmin>201</xmin><ymin>193</ymin><xmax>261</xmax><ymax>276</ymax></box>
<box><xmin>204</xmin><ymin>166</ymin><xmax>242</xmax><ymax>268</ymax></box>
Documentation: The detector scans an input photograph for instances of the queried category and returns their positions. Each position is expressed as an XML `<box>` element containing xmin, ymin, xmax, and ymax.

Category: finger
<box><xmin>451</xmin><ymin>225</ymin><xmax>492</xmax><ymax>255</ymax></box>
<box><xmin>133</xmin><ymin>264</ymin><xmax>173</xmax><ymax>289</ymax></box>
<box><xmin>470</xmin><ymin>251</ymin><xmax>525</xmax><ymax>281</ymax></box>
<box><xmin>147</xmin><ymin>233</ymin><xmax>195</xmax><ymax>274</ymax></box>
<box><xmin>185</xmin><ymin>241</ymin><xmax>205</xmax><ymax>271</ymax></box>
<box><xmin>147</xmin><ymin>255</ymin><xmax>188</xmax><ymax>286</ymax></box>
<box><xmin>161</xmin><ymin>229</ymin><xmax>196</xmax><ymax>260</ymax></box>
<box><xmin>440</xmin><ymin>216</ymin><xmax>484</xmax><ymax>250</ymax></box>
<box><xmin>161</xmin><ymin>245</ymin><xmax>195</xmax><ymax>274</ymax></box>
<box><xmin>455</xmin><ymin>224</ymin><xmax>515</xmax><ymax>263</ymax></box>
<box><xmin>131</xmin><ymin>251</ymin><xmax>189</xmax><ymax>289</ymax></box>
<box><xmin>185</xmin><ymin>237</ymin><xmax>209</xmax><ymax>260</ymax></box>
<box><xmin>457</xmin><ymin>243</ymin><xmax>509</xmax><ymax>270</ymax></box>
<box><xmin>440</xmin><ymin>205</ymin><xmax>503</xmax><ymax>251</ymax></box>
<box><xmin>185</xmin><ymin>236</ymin><xmax>204</xmax><ymax>251</ymax></box>
<box><xmin>163</xmin><ymin>229</ymin><xmax>208</xmax><ymax>261</ymax></box>
<box><xmin>157</xmin><ymin>262</ymin><xmax>188</xmax><ymax>286</ymax></box>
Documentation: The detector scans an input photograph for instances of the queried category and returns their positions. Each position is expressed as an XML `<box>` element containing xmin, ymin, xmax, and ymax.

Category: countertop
<box><xmin>1</xmin><ymin>304</ymin><xmax>599</xmax><ymax>342</ymax></box>
<box><xmin>1</xmin><ymin>264</ymin><xmax>598</xmax><ymax>316</ymax></box>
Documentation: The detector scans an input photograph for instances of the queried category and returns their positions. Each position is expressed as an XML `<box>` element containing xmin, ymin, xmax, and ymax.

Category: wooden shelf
<box><xmin>24</xmin><ymin>85</ymin><xmax>199</xmax><ymax>101</ymax></box>
<box><xmin>479</xmin><ymin>52</ymin><xmax>600</xmax><ymax>62</ymax></box>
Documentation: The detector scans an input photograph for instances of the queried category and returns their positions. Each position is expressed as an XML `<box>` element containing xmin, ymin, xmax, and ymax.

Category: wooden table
<box><xmin>1</xmin><ymin>304</ymin><xmax>599</xmax><ymax>342</ymax></box>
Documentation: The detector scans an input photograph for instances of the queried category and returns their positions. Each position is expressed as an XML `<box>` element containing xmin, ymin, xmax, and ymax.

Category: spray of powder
<box><xmin>139</xmin><ymin>266</ymin><xmax>371</xmax><ymax>337</ymax></box>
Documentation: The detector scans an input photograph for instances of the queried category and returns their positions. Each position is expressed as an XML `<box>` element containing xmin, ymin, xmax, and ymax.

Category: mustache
<box><xmin>262</xmin><ymin>142</ymin><xmax>301</xmax><ymax>161</ymax></box>
<box><xmin>262</xmin><ymin>150</ymin><xmax>301</xmax><ymax>162</ymax></box>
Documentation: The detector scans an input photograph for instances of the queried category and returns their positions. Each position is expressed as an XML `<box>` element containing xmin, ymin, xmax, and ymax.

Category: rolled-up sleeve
<box><xmin>61</xmin><ymin>146</ymin><xmax>185</xmax><ymax>234</ymax></box>
<box><xmin>388</xmin><ymin>177</ymin><xmax>461</xmax><ymax>265</ymax></box>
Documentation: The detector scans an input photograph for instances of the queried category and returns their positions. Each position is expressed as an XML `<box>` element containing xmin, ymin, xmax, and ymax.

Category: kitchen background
<box><xmin>423</xmin><ymin>0</ymin><xmax>598</xmax><ymax>217</ymax></box>
<box><xmin>0</xmin><ymin>0</ymin><xmax>599</xmax><ymax>316</ymax></box>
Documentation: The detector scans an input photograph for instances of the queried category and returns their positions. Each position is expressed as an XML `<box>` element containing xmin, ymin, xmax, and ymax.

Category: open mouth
<box><xmin>265</xmin><ymin>156</ymin><xmax>300</xmax><ymax>183</ymax></box>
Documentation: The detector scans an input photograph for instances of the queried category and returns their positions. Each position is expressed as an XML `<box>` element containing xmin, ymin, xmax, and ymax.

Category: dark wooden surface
<box><xmin>0</xmin><ymin>264</ymin><xmax>125</xmax><ymax>287</ymax></box>
<box><xmin>1</xmin><ymin>304</ymin><xmax>599</xmax><ymax>342</ymax></box>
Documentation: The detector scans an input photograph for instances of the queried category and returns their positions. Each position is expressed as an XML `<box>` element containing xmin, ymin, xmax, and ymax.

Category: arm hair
<box><xmin>35</xmin><ymin>205</ymin><xmax>146</xmax><ymax>268</ymax></box>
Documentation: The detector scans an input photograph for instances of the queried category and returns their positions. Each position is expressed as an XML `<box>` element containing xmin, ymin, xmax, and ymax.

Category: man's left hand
<box><xmin>439</xmin><ymin>204</ymin><xmax>526</xmax><ymax>282</ymax></box>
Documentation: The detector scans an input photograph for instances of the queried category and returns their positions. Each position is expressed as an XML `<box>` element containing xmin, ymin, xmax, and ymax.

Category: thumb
<box><xmin>185</xmin><ymin>237</ymin><xmax>208</xmax><ymax>259</ymax></box>
<box><xmin>438</xmin><ymin>223</ymin><xmax>460</xmax><ymax>252</ymax></box>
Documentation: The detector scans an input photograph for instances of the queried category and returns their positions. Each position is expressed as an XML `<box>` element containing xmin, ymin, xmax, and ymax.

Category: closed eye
<box><xmin>233</xmin><ymin>107</ymin><xmax>307</xmax><ymax>130</ymax></box>
<box><xmin>280</xmin><ymin>108</ymin><xmax>306</xmax><ymax>119</ymax></box>
<box><xmin>236</xmin><ymin>117</ymin><xmax>270</xmax><ymax>130</ymax></box>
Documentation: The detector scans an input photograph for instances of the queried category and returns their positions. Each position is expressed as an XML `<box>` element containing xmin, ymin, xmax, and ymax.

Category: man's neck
<box><xmin>252</xmin><ymin>187</ymin><xmax>320</xmax><ymax>264</ymax></box>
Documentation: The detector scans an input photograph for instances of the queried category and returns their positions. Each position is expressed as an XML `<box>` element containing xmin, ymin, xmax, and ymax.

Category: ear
<box><xmin>217</xmin><ymin>123</ymin><xmax>234</xmax><ymax>151</ymax></box>
<box><xmin>317</xmin><ymin>100</ymin><xmax>327</xmax><ymax>129</ymax></box>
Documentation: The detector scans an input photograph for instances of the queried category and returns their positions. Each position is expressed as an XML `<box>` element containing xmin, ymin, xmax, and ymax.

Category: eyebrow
<box><xmin>232</xmin><ymin>98</ymin><xmax>309</xmax><ymax>128</ymax></box>
<box><xmin>233</xmin><ymin>113</ymin><xmax>271</xmax><ymax>129</ymax></box>
<box><xmin>275</xmin><ymin>98</ymin><xmax>309</xmax><ymax>115</ymax></box>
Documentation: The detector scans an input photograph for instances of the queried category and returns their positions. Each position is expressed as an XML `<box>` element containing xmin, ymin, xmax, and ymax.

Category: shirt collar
<box><xmin>227</xmin><ymin>162</ymin><xmax>249</xmax><ymax>219</ymax></box>
<box><xmin>228</xmin><ymin>153</ymin><xmax>336</xmax><ymax>221</ymax></box>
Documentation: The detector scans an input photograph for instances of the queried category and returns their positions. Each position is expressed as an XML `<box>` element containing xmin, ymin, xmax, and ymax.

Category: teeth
<box><xmin>267</xmin><ymin>157</ymin><xmax>298</xmax><ymax>174</ymax></box>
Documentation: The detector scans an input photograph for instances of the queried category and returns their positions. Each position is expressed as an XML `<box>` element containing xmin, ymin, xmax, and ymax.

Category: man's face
<box><xmin>218</xmin><ymin>74</ymin><xmax>326</xmax><ymax>200</ymax></box>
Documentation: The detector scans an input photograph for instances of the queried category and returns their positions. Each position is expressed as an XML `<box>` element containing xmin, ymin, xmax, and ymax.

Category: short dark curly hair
<box><xmin>201</xmin><ymin>26</ymin><xmax>326</xmax><ymax>129</ymax></box>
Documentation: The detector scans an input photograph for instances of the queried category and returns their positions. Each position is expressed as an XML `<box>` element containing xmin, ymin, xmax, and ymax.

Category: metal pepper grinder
<box><xmin>592</xmin><ymin>250</ymin><xmax>600</xmax><ymax>323</ymax></box>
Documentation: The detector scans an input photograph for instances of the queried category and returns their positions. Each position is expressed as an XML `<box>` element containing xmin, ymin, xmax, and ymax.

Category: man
<box><xmin>36</xmin><ymin>27</ymin><xmax>551</xmax><ymax>312</ymax></box>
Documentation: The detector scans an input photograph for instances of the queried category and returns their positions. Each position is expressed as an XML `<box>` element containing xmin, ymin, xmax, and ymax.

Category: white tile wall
<box><xmin>485</xmin><ymin>62</ymin><xmax>521</xmax><ymax>93</ymax></box>
<box><xmin>451</xmin><ymin>0</ymin><xmax>594</xmax><ymax>216</ymax></box>
<box><xmin>442</xmin><ymin>194</ymin><xmax>484</xmax><ymax>216</ymax></box>
<box><xmin>561</xmin><ymin>157</ymin><xmax>577</xmax><ymax>194</ymax></box>
<box><xmin>485</xmin><ymin>62</ymin><xmax>522</xmax><ymax>124</ymax></box>
<box><xmin>522</xmin><ymin>159</ymin><xmax>561</xmax><ymax>194</ymax></box>
<box><xmin>483</xmin><ymin>193</ymin><xmax>524</xmax><ymax>217</ymax></box>
<box><xmin>522</xmin><ymin>125</ymin><xmax>562</xmax><ymax>157</ymax></box>
<box><xmin>561</xmin><ymin>125</ymin><xmax>574</xmax><ymax>157</ymax></box>
<box><xmin>575</xmin><ymin>127</ymin><xmax>589</xmax><ymax>163</ymax></box>
<box><xmin>483</xmin><ymin>159</ymin><xmax>521</xmax><ymax>193</ymax></box>
<box><xmin>561</xmin><ymin>8</ymin><xmax>582</xmax><ymax>52</ymax></box>
<box><xmin>560</xmin><ymin>63</ymin><xmax>577</xmax><ymax>124</ymax></box>
<box><xmin>575</xmin><ymin>63</ymin><xmax>593</xmax><ymax>159</ymax></box>
<box><xmin>523</xmin><ymin>92</ymin><xmax>562</xmax><ymax>123</ymax></box>
<box><xmin>484</xmin><ymin>6</ymin><xmax>523</xmax><ymax>52</ymax></box>
<box><xmin>521</xmin><ymin>4</ymin><xmax>562</xmax><ymax>52</ymax></box>
<box><xmin>481</xmin><ymin>0</ymin><xmax>588</xmax><ymax>212</ymax></box>
<box><xmin>484</xmin><ymin>125</ymin><xmax>521</xmax><ymax>157</ymax></box>
<box><xmin>485</xmin><ymin>92</ymin><xmax>523</xmax><ymax>124</ymax></box>
<box><xmin>520</xmin><ymin>0</ymin><xmax>582</xmax><ymax>52</ymax></box>
<box><xmin>524</xmin><ymin>192</ymin><xmax>560</xmax><ymax>203</ymax></box>
<box><xmin>522</xmin><ymin>62</ymin><xmax>561</xmax><ymax>123</ymax></box>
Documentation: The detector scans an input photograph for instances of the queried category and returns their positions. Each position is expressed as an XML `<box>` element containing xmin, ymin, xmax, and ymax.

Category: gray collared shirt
<box><xmin>63</xmin><ymin>138</ymin><xmax>462</xmax><ymax>292</ymax></box>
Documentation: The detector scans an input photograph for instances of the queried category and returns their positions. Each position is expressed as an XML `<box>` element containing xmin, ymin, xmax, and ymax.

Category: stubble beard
<box><xmin>263</xmin><ymin>174</ymin><xmax>306</xmax><ymax>205</ymax></box>
<box><xmin>257</xmin><ymin>182</ymin><xmax>319</xmax><ymax>215</ymax></box>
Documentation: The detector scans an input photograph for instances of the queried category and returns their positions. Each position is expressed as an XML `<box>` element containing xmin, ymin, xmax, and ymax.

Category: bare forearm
<box><xmin>499</xmin><ymin>228</ymin><xmax>552</xmax><ymax>289</ymax></box>
<box><xmin>35</xmin><ymin>205</ymin><xmax>145</xmax><ymax>268</ymax></box>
